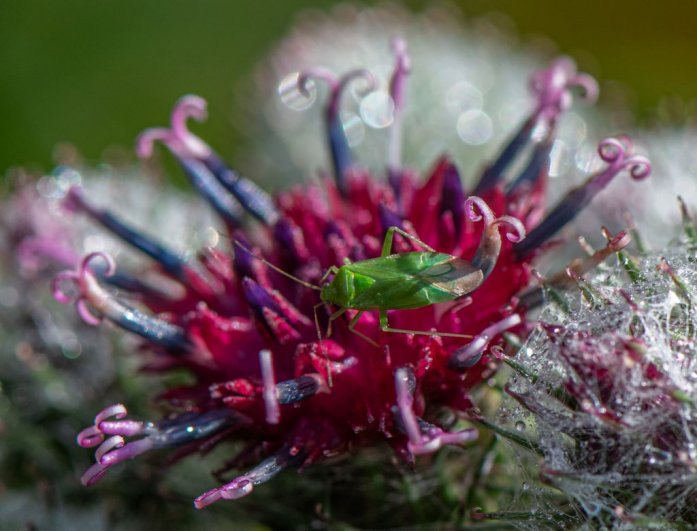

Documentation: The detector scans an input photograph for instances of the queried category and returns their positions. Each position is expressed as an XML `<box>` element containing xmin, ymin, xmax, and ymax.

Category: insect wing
<box><xmin>416</xmin><ymin>257</ymin><xmax>483</xmax><ymax>298</ymax></box>
<box><xmin>345</xmin><ymin>253</ymin><xmax>480</xmax><ymax>310</ymax></box>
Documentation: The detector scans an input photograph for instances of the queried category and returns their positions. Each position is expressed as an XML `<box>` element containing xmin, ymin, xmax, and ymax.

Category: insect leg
<box><xmin>326</xmin><ymin>307</ymin><xmax>347</xmax><ymax>338</ymax></box>
<box><xmin>379</xmin><ymin>310</ymin><xmax>473</xmax><ymax>339</ymax></box>
<box><xmin>381</xmin><ymin>226</ymin><xmax>436</xmax><ymax>257</ymax></box>
<box><xmin>347</xmin><ymin>311</ymin><xmax>379</xmax><ymax>347</ymax></box>
<box><xmin>318</xmin><ymin>265</ymin><xmax>340</xmax><ymax>285</ymax></box>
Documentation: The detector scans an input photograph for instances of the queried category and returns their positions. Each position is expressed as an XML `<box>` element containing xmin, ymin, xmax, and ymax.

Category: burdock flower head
<box><xmin>50</xmin><ymin>41</ymin><xmax>648</xmax><ymax>509</ymax></box>
<box><xmin>494</xmin><ymin>217</ymin><xmax>697</xmax><ymax>527</ymax></box>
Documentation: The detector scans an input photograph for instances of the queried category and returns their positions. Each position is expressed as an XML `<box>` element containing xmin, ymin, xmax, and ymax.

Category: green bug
<box><xmin>236</xmin><ymin>196</ymin><xmax>525</xmax><ymax>346</ymax></box>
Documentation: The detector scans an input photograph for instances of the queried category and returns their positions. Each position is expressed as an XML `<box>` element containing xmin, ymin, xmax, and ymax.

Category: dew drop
<box><xmin>515</xmin><ymin>420</ymin><xmax>526</xmax><ymax>432</ymax></box>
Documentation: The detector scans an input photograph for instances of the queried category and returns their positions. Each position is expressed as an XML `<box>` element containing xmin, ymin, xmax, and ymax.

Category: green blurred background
<box><xmin>2</xmin><ymin>0</ymin><xmax>696</xmax><ymax>171</ymax></box>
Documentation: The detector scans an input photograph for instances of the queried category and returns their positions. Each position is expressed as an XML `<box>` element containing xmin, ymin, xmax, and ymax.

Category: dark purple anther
<box><xmin>474</xmin><ymin>117</ymin><xmax>537</xmax><ymax>195</ymax></box>
<box><xmin>63</xmin><ymin>187</ymin><xmax>187</xmax><ymax>281</ymax></box>
<box><xmin>202</xmin><ymin>152</ymin><xmax>279</xmax><ymax>226</ymax></box>
<box><xmin>276</xmin><ymin>374</ymin><xmax>324</xmax><ymax>404</ymax></box>
<box><xmin>298</xmin><ymin>67</ymin><xmax>377</xmax><ymax>198</ymax></box>
<box><xmin>78</xmin><ymin>405</ymin><xmax>237</xmax><ymax>487</ymax></box>
<box><xmin>515</xmin><ymin>136</ymin><xmax>651</xmax><ymax>258</ymax></box>
<box><xmin>177</xmin><ymin>156</ymin><xmax>243</xmax><ymax>229</ymax></box>
<box><xmin>439</xmin><ymin>162</ymin><xmax>466</xmax><ymax>242</ymax></box>
<box><xmin>242</xmin><ymin>277</ymin><xmax>282</xmax><ymax>319</ymax></box>
<box><xmin>136</xmin><ymin>95</ymin><xmax>279</xmax><ymax>226</ymax></box>
<box><xmin>232</xmin><ymin>235</ymin><xmax>258</xmax><ymax>280</ymax></box>
<box><xmin>506</xmin><ymin>138</ymin><xmax>553</xmax><ymax>195</ymax></box>
<box><xmin>194</xmin><ymin>445</ymin><xmax>305</xmax><ymax>509</ymax></box>
<box><xmin>378</xmin><ymin>203</ymin><xmax>404</xmax><ymax>235</ymax></box>
<box><xmin>475</xmin><ymin>57</ymin><xmax>597</xmax><ymax>195</ymax></box>
<box><xmin>273</xmin><ymin>217</ymin><xmax>307</xmax><ymax>269</ymax></box>
<box><xmin>53</xmin><ymin>253</ymin><xmax>190</xmax><ymax>352</ymax></box>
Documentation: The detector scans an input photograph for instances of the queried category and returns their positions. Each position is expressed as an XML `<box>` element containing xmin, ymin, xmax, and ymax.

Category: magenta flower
<box><xmin>50</xmin><ymin>43</ymin><xmax>649</xmax><ymax>508</ymax></box>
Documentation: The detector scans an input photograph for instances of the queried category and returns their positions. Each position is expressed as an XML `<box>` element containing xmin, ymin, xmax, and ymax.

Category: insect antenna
<box><xmin>232</xmin><ymin>239</ymin><xmax>323</xmax><ymax>292</ymax></box>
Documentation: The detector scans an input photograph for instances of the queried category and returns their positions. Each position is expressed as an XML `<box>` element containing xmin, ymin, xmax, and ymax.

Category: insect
<box><xmin>236</xmin><ymin>195</ymin><xmax>526</xmax><ymax>347</ymax></box>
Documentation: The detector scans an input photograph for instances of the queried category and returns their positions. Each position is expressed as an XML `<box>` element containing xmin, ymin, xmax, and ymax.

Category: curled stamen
<box><xmin>449</xmin><ymin>314</ymin><xmax>522</xmax><ymax>370</ymax></box>
<box><xmin>136</xmin><ymin>94</ymin><xmax>211</xmax><ymax>160</ymax></box>
<box><xmin>388</xmin><ymin>37</ymin><xmax>411</xmax><ymax>176</ymax></box>
<box><xmin>78</xmin><ymin>406</ymin><xmax>239</xmax><ymax>487</ymax></box>
<box><xmin>465</xmin><ymin>196</ymin><xmax>526</xmax><ymax>278</ymax></box>
<box><xmin>63</xmin><ymin>187</ymin><xmax>188</xmax><ymax>280</ymax></box>
<box><xmin>515</xmin><ymin>136</ymin><xmax>651</xmax><ymax>257</ymax></box>
<box><xmin>464</xmin><ymin>196</ymin><xmax>495</xmax><ymax>225</ymax></box>
<box><xmin>491</xmin><ymin>216</ymin><xmax>527</xmax><ymax>243</ymax></box>
<box><xmin>194</xmin><ymin>446</ymin><xmax>301</xmax><ymax>509</ymax></box>
<box><xmin>259</xmin><ymin>350</ymin><xmax>280</xmax><ymax>425</ymax></box>
<box><xmin>53</xmin><ymin>253</ymin><xmax>191</xmax><ymax>350</ymax></box>
<box><xmin>52</xmin><ymin>252</ymin><xmax>114</xmax><ymax>326</ymax></box>
<box><xmin>95</xmin><ymin>435</ymin><xmax>125</xmax><ymax>462</ymax></box>
<box><xmin>137</xmin><ymin>97</ymin><xmax>275</xmax><ymax>225</ymax></box>
<box><xmin>474</xmin><ymin>57</ymin><xmax>597</xmax><ymax>195</ymax></box>
<box><xmin>298</xmin><ymin>67</ymin><xmax>377</xmax><ymax>196</ymax></box>
<box><xmin>530</xmin><ymin>57</ymin><xmax>598</xmax><ymax>124</ymax></box>
<box><xmin>298</xmin><ymin>67</ymin><xmax>377</xmax><ymax>119</ymax></box>
<box><xmin>597</xmin><ymin>137</ymin><xmax>651</xmax><ymax>180</ymax></box>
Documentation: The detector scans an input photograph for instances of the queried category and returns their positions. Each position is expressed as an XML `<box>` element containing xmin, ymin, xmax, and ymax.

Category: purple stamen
<box><xmin>298</xmin><ymin>67</ymin><xmax>377</xmax><ymax>197</ymax></box>
<box><xmin>465</xmin><ymin>196</ymin><xmax>526</xmax><ymax>278</ymax></box>
<box><xmin>387</xmin><ymin>37</ymin><xmax>411</xmax><ymax>193</ymax></box>
<box><xmin>52</xmin><ymin>253</ymin><xmax>190</xmax><ymax>351</ymax></box>
<box><xmin>272</xmin><ymin>217</ymin><xmax>307</xmax><ymax>269</ymax></box>
<box><xmin>98</xmin><ymin>437</ymin><xmax>154</xmax><ymax>467</ymax></box>
<box><xmin>194</xmin><ymin>446</ymin><xmax>302</xmax><ymax>509</ymax></box>
<box><xmin>474</xmin><ymin>57</ymin><xmax>597</xmax><ymax>195</ymax></box>
<box><xmin>276</xmin><ymin>374</ymin><xmax>324</xmax><ymax>404</ymax></box>
<box><xmin>449</xmin><ymin>314</ymin><xmax>522</xmax><ymax>370</ymax></box>
<box><xmin>259</xmin><ymin>350</ymin><xmax>280</xmax><ymax>425</ymax></box>
<box><xmin>242</xmin><ymin>277</ymin><xmax>282</xmax><ymax>318</ymax></box>
<box><xmin>439</xmin><ymin>162</ymin><xmax>466</xmax><ymax>243</ymax></box>
<box><xmin>506</xmin><ymin>137</ymin><xmax>553</xmax><ymax>195</ymax></box>
<box><xmin>63</xmin><ymin>187</ymin><xmax>187</xmax><ymax>281</ymax></box>
<box><xmin>78</xmin><ymin>405</ymin><xmax>238</xmax><ymax>486</ymax></box>
<box><xmin>529</xmin><ymin>57</ymin><xmax>598</xmax><ymax>125</ymax></box>
<box><xmin>378</xmin><ymin>203</ymin><xmax>404</xmax><ymax>234</ymax></box>
<box><xmin>515</xmin><ymin>136</ymin><xmax>650</xmax><ymax>257</ymax></box>
<box><xmin>136</xmin><ymin>95</ymin><xmax>211</xmax><ymax>160</ymax></box>
<box><xmin>176</xmin><ymin>156</ymin><xmax>244</xmax><ymax>229</ymax></box>
<box><xmin>138</xmin><ymin>96</ymin><xmax>277</xmax><ymax>226</ymax></box>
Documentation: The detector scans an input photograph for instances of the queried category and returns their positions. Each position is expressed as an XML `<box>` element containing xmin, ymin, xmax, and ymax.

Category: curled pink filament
<box><xmin>136</xmin><ymin>94</ymin><xmax>212</xmax><ymax>160</ymax></box>
<box><xmin>52</xmin><ymin>252</ymin><xmax>116</xmax><ymax>326</ymax></box>
<box><xmin>530</xmin><ymin>57</ymin><xmax>598</xmax><ymax>124</ymax></box>
<box><xmin>297</xmin><ymin>67</ymin><xmax>378</xmax><ymax>119</ymax></box>
<box><xmin>76</xmin><ymin>403</ymin><xmax>152</xmax><ymax>487</ymax></box>
<box><xmin>597</xmin><ymin>136</ymin><xmax>651</xmax><ymax>181</ymax></box>
<box><xmin>465</xmin><ymin>196</ymin><xmax>527</xmax><ymax>246</ymax></box>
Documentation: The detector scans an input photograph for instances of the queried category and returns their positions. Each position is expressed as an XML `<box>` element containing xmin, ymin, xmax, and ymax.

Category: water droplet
<box><xmin>359</xmin><ymin>91</ymin><xmax>394</xmax><ymax>129</ymax></box>
<box><xmin>278</xmin><ymin>72</ymin><xmax>316</xmax><ymax>111</ymax></box>
<box><xmin>515</xmin><ymin>420</ymin><xmax>526</xmax><ymax>432</ymax></box>
<box><xmin>456</xmin><ymin>110</ymin><xmax>493</xmax><ymax>146</ymax></box>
